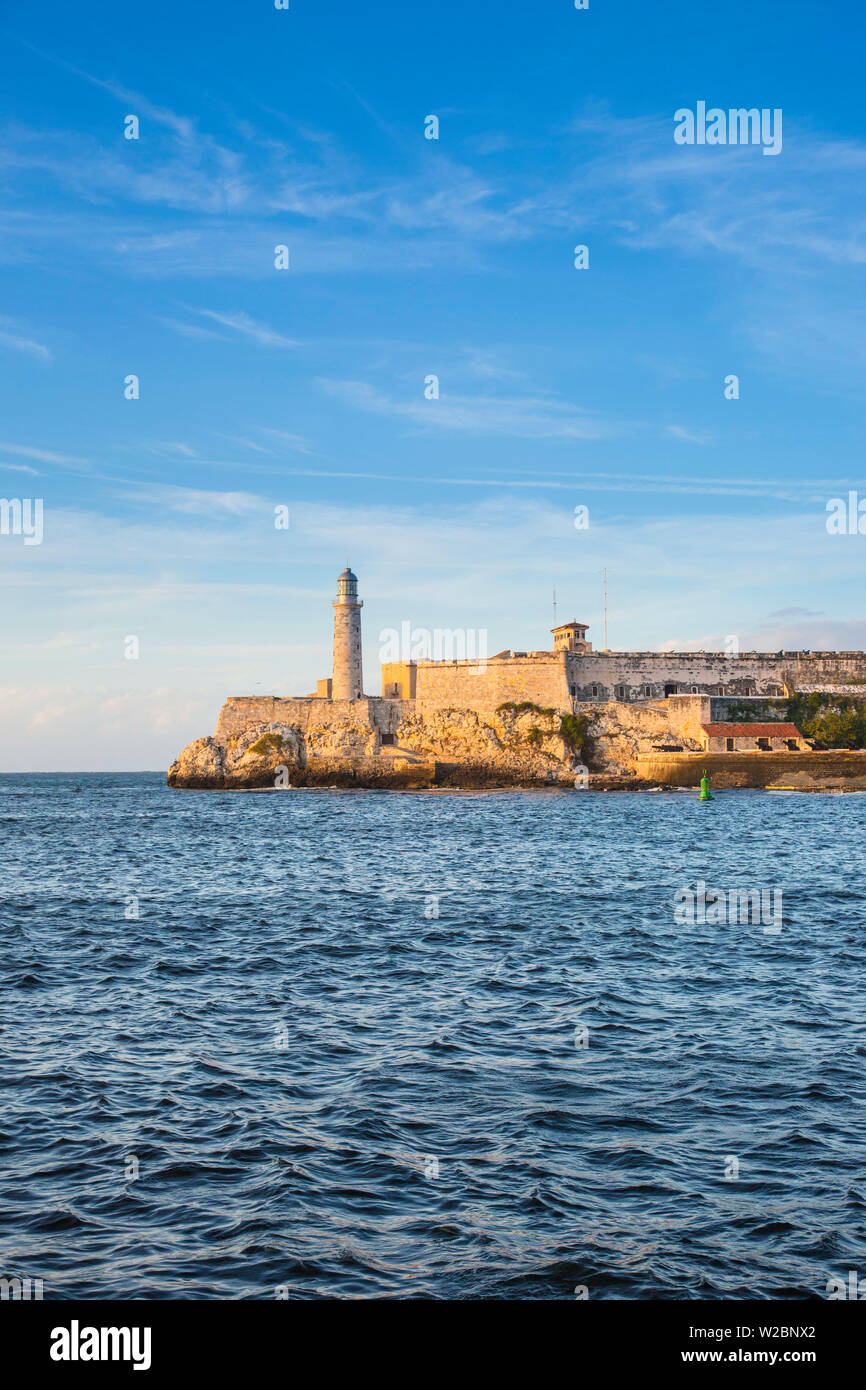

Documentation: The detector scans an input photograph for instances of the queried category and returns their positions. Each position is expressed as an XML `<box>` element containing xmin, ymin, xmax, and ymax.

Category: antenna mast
<box><xmin>553</xmin><ymin>588</ymin><xmax>557</xmax><ymax>626</ymax></box>
<box><xmin>603</xmin><ymin>568</ymin><xmax>608</xmax><ymax>650</ymax></box>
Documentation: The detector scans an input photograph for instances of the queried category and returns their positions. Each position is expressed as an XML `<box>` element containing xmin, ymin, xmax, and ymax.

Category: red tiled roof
<box><xmin>701</xmin><ymin>723</ymin><xmax>801</xmax><ymax>737</ymax></box>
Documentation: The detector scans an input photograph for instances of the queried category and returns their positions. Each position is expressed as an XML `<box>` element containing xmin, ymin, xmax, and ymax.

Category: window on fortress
<box><xmin>570</xmin><ymin>684</ymin><xmax>576</xmax><ymax>696</ymax></box>
<box><xmin>591</xmin><ymin>684</ymin><xmax>599</xmax><ymax>697</ymax></box>
<box><xmin>644</xmin><ymin>685</ymin><xmax>651</xmax><ymax>697</ymax></box>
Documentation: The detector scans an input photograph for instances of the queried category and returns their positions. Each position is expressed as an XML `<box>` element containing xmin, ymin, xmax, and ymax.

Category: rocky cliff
<box><xmin>167</xmin><ymin>702</ymin><xmax>592</xmax><ymax>790</ymax></box>
<box><xmin>581</xmin><ymin>700</ymin><xmax>702</xmax><ymax>774</ymax></box>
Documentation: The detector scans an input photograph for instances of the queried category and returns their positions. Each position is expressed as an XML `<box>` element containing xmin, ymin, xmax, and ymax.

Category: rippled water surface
<box><xmin>2</xmin><ymin>773</ymin><xmax>865</xmax><ymax>1299</ymax></box>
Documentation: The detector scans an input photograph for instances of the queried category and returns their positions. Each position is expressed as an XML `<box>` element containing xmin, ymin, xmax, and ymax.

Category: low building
<box><xmin>700</xmin><ymin>723</ymin><xmax>808</xmax><ymax>753</ymax></box>
<box><xmin>307</xmin><ymin>678</ymin><xmax>332</xmax><ymax>699</ymax></box>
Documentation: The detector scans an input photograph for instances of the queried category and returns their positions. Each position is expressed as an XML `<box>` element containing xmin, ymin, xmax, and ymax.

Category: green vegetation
<box><xmin>249</xmin><ymin>732</ymin><xmax>286</xmax><ymax>756</ymax></box>
<box><xmin>723</xmin><ymin>699</ymin><xmax>786</xmax><ymax>724</ymax></box>
<box><xmin>496</xmin><ymin>702</ymin><xmax>565</xmax><ymax>750</ymax></box>
<box><xmin>722</xmin><ymin>692</ymin><xmax>866</xmax><ymax>748</ymax></box>
<box><xmin>559</xmin><ymin>712</ymin><xmax>588</xmax><ymax>751</ymax></box>
<box><xmin>496</xmin><ymin>701</ymin><xmax>556</xmax><ymax>719</ymax></box>
<box><xmin>785</xmin><ymin>693</ymin><xmax>866</xmax><ymax>749</ymax></box>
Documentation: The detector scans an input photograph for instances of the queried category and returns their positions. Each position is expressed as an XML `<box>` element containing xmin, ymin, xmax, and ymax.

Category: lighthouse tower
<box><xmin>332</xmin><ymin>566</ymin><xmax>364</xmax><ymax>700</ymax></box>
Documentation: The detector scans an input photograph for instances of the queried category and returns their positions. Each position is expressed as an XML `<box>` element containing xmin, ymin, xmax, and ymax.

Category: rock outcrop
<box><xmin>167</xmin><ymin>703</ymin><xmax>593</xmax><ymax>790</ymax></box>
<box><xmin>581</xmin><ymin>700</ymin><xmax>702</xmax><ymax>775</ymax></box>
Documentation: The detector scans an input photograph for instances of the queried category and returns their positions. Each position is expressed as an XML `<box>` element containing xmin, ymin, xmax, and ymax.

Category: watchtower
<box><xmin>551</xmin><ymin>621</ymin><xmax>592</xmax><ymax>654</ymax></box>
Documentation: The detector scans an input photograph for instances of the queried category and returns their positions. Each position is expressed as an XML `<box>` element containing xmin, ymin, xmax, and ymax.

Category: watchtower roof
<box><xmin>551</xmin><ymin>620</ymin><xmax>588</xmax><ymax>634</ymax></box>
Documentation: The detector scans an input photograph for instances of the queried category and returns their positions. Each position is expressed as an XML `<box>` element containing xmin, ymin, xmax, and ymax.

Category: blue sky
<box><xmin>2</xmin><ymin>0</ymin><xmax>866</xmax><ymax>769</ymax></box>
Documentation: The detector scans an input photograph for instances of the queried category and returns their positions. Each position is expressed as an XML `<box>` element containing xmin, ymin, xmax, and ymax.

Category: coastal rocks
<box><xmin>168</xmin><ymin>702</ymin><xmax>580</xmax><ymax>790</ymax></box>
<box><xmin>765</xmin><ymin>770</ymin><xmax>866</xmax><ymax>793</ymax></box>
<box><xmin>168</xmin><ymin>723</ymin><xmax>300</xmax><ymax>790</ymax></box>
<box><xmin>166</xmin><ymin>736</ymin><xmax>227</xmax><ymax>789</ymax></box>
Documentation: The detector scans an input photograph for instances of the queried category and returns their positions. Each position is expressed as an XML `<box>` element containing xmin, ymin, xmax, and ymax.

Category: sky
<box><xmin>1</xmin><ymin>0</ymin><xmax>866</xmax><ymax>769</ymax></box>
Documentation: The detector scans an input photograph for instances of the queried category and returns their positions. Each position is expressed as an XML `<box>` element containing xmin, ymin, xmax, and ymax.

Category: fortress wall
<box><xmin>381</xmin><ymin>661</ymin><xmax>417</xmax><ymax>700</ymax></box>
<box><xmin>567</xmin><ymin>651</ymin><xmax>866</xmax><ymax>701</ymax></box>
<box><xmin>372</xmin><ymin>699</ymin><xmax>409</xmax><ymax>735</ymax></box>
<box><xmin>567</xmin><ymin>653</ymin><xmax>790</xmax><ymax>699</ymax></box>
<box><xmin>215</xmin><ymin>695</ymin><xmax>398</xmax><ymax>742</ymax></box>
<box><xmin>761</xmin><ymin>652</ymin><xmax>866</xmax><ymax>681</ymax></box>
<box><xmin>661</xmin><ymin>694</ymin><xmax>712</xmax><ymax>742</ymax></box>
<box><xmin>634</xmin><ymin>750</ymin><xmax>866</xmax><ymax>788</ymax></box>
<box><xmin>216</xmin><ymin>697</ymin><xmax>310</xmax><ymax>740</ymax></box>
<box><xmin>413</xmin><ymin>655</ymin><xmax>571</xmax><ymax>713</ymax></box>
<box><xmin>215</xmin><ymin>695</ymin><xmax>407</xmax><ymax>742</ymax></box>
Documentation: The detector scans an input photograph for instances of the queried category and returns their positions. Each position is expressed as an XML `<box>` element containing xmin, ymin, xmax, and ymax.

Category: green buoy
<box><xmin>699</xmin><ymin>770</ymin><xmax>714</xmax><ymax>801</ymax></box>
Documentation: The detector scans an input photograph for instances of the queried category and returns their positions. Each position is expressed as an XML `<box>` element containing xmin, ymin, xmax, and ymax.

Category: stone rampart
<box><xmin>215</xmin><ymin>695</ymin><xmax>402</xmax><ymax>743</ymax></box>
<box><xmin>413</xmin><ymin>654</ymin><xmax>571</xmax><ymax>713</ymax></box>
<box><xmin>566</xmin><ymin>651</ymin><xmax>866</xmax><ymax>701</ymax></box>
<box><xmin>634</xmin><ymin>750</ymin><xmax>866</xmax><ymax>788</ymax></box>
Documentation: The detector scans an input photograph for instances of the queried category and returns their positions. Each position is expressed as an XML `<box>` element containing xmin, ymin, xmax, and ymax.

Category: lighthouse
<box><xmin>332</xmin><ymin>567</ymin><xmax>364</xmax><ymax>700</ymax></box>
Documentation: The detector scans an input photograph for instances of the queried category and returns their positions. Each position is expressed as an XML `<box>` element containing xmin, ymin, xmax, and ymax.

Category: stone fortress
<box><xmin>167</xmin><ymin>567</ymin><xmax>866</xmax><ymax>790</ymax></box>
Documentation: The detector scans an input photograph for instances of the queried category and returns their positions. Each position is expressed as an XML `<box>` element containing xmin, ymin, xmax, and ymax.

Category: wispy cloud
<box><xmin>124</xmin><ymin>485</ymin><xmax>268</xmax><ymax>516</ymax></box>
<box><xmin>144</xmin><ymin>441</ymin><xmax>199</xmax><ymax>458</ymax></box>
<box><xmin>317</xmin><ymin>379</ymin><xmax>611</xmax><ymax>440</ymax></box>
<box><xmin>155</xmin><ymin>314</ymin><xmax>225</xmax><ymax>341</ymax></box>
<box><xmin>215</xmin><ymin>433</ymin><xmax>275</xmax><ymax>456</ymax></box>
<box><xmin>0</xmin><ymin>316</ymin><xmax>51</xmax><ymax>362</ymax></box>
<box><xmin>21</xmin><ymin>43</ymin><xmax>198</xmax><ymax>142</ymax></box>
<box><xmin>192</xmin><ymin>309</ymin><xmax>301</xmax><ymax>348</ymax></box>
<box><xmin>564</xmin><ymin>103</ymin><xmax>866</xmax><ymax>281</ymax></box>
<box><xmin>7</xmin><ymin>56</ymin><xmax>866</xmax><ymax>295</ymax></box>
<box><xmin>0</xmin><ymin>441</ymin><xmax>87</xmax><ymax>464</ymax></box>
<box><xmin>464</xmin><ymin>349</ymin><xmax>524</xmax><ymax>381</ymax></box>
<box><xmin>666</xmin><ymin>424</ymin><xmax>715</xmax><ymax>446</ymax></box>
<box><xmin>160</xmin><ymin>308</ymin><xmax>301</xmax><ymax>346</ymax></box>
<box><xmin>257</xmin><ymin>428</ymin><xmax>315</xmax><ymax>455</ymax></box>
